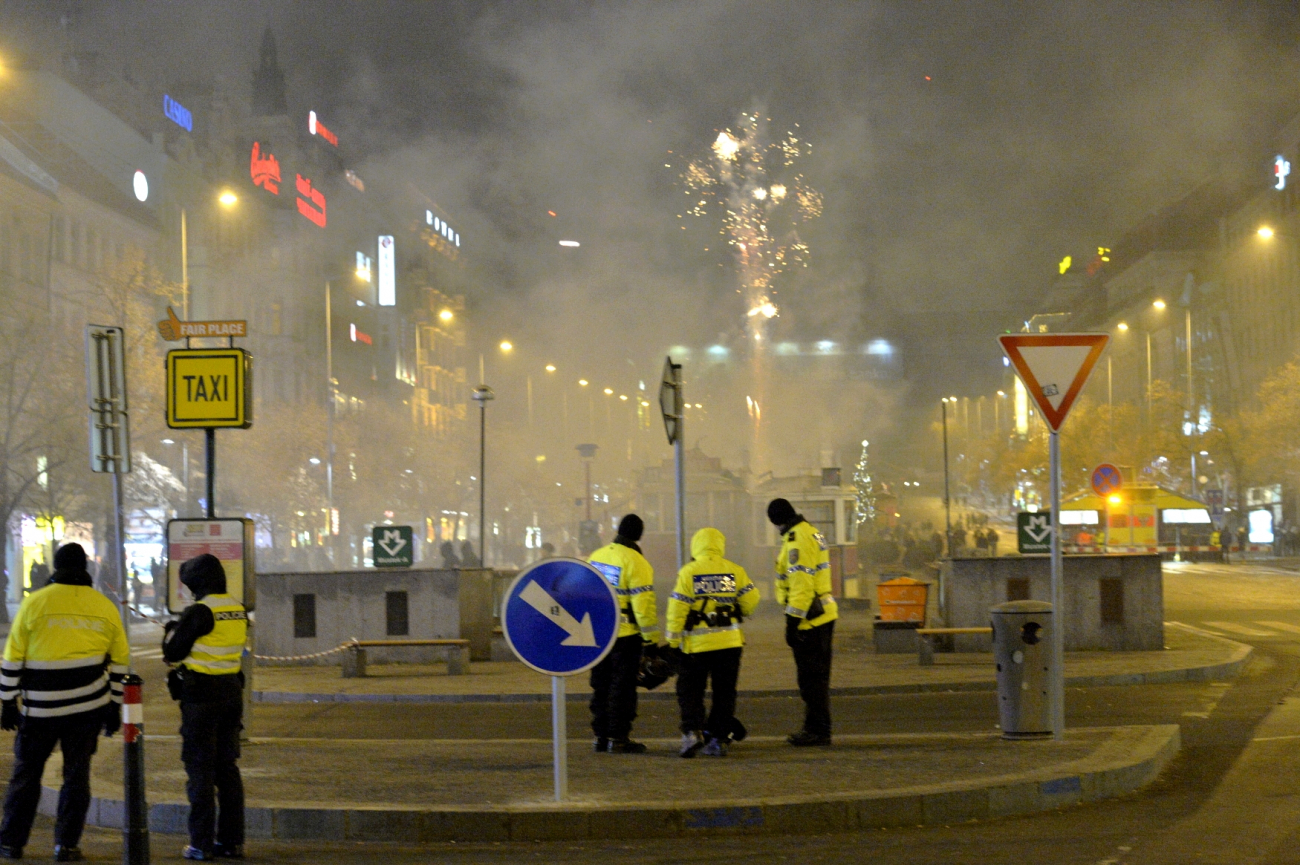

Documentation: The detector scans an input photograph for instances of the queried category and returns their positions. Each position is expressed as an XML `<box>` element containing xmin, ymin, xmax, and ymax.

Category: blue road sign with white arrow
<box><xmin>502</xmin><ymin>558</ymin><xmax>620</xmax><ymax>676</ymax></box>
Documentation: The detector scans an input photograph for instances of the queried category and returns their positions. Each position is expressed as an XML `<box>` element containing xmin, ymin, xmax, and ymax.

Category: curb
<box><xmin>250</xmin><ymin>636</ymin><xmax>1253</xmax><ymax>704</ymax></box>
<box><xmin>45</xmin><ymin>725</ymin><xmax>1180</xmax><ymax>842</ymax></box>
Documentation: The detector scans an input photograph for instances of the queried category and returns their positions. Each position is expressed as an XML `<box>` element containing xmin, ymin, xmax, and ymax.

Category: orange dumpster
<box><xmin>876</xmin><ymin>576</ymin><xmax>929</xmax><ymax>624</ymax></box>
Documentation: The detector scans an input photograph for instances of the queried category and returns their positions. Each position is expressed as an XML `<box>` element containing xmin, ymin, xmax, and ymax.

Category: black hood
<box><xmin>178</xmin><ymin>554</ymin><xmax>227</xmax><ymax>599</ymax></box>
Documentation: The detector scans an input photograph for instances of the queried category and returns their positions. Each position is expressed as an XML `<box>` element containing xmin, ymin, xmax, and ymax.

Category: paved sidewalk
<box><xmin>43</xmin><ymin>724</ymin><xmax>1179</xmax><ymax>842</ymax></box>
<box><xmin>250</xmin><ymin>613</ymin><xmax>1249</xmax><ymax>703</ymax></box>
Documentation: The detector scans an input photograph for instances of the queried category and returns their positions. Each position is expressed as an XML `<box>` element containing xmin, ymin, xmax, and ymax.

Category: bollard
<box><xmin>122</xmin><ymin>673</ymin><xmax>150</xmax><ymax>865</ymax></box>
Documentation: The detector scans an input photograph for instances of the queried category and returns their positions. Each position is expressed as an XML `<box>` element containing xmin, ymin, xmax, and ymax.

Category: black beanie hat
<box><xmin>52</xmin><ymin>543</ymin><xmax>87</xmax><ymax>572</ymax></box>
<box><xmin>767</xmin><ymin>498</ymin><xmax>798</xmax><ymax>526</ymax></box>
<box><xmin>617</xmin><ymin>514</ymin><xmax>644</xmax><ymax>542</ymax></box>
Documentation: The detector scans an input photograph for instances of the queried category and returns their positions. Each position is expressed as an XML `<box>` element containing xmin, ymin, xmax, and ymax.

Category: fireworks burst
<box><xmin>680</xmin><ymin>109</ymin><xmax>822</xmax><ymax>338</ymax></box>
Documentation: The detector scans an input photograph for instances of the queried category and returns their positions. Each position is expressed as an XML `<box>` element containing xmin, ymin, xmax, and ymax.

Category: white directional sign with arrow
<box><xmin>372</xmin><ymin>525</ymin><xmax>413</xmax><ymax>568</ymax></box>
<box><xmin>1018</xmin><ymin>512</ymin><xmax>1053</xmax><ymax>554</ymax></box>
<box><xmin>518</xmin><ymin>579</ymin><xmax>597</xmax><ymax>647</ymax></box>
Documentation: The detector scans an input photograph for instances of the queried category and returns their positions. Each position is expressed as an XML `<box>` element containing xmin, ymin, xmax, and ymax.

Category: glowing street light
<box><xmin>499</xmin><ymin>340</ymin><xmax>513</xmax><ymax>352</ymax></box>
<box><xmin>1152</xmin><ymin>299</ymin><xmax>1166</xmax><ymax>311</ymax></box>
<box><xmin>578</xmin><ymin>379</ymin><xmax>589</xmax><ymax>387</ymax></box>
<box><xmin>218</xmin><ymin>190</ymin><xmax>239</xmax><ymax>207</ymax></box>
<box><xmin>439</xmin><ymin>309</ymin><xmax>454</xmax><ymax>322</ymax></box>
<box><xmin>1258</xmin><ymin>225</ymin><xmax>1276</xmax><ymax>240</ymax></box>
<box><xmin>603</xmin><ymin>387</ymin><xmax>614</xmax><ymax>396</ymax></box>
<box><xmin>1117</xmin><ymin>322</ymin><xmax>1129</xmax><ymax>332</ymax></box>
<box><xmin>545</xmin><ymin>364</ymin><xmax>556</xmax><ymax>372</ymax></box>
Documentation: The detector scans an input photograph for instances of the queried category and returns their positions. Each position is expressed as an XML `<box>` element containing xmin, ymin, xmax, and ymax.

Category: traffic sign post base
<box><xmin>552</xmin><ymin>676</ymin><xmax>567</xmax><ymax>801</ymax></box>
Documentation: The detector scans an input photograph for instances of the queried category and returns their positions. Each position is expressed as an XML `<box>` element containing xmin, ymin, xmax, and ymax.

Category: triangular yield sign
<box><xmin>998</xmin><ymin>333</ymin><xmax>1109</xmax><ymax>432</ymax></box>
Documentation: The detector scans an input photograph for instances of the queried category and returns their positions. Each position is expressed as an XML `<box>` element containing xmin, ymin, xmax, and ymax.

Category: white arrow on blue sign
<box><xmin>502</xmin><ymin>558</ymin><xmax>620</xmax><ymax>676</ymax></box>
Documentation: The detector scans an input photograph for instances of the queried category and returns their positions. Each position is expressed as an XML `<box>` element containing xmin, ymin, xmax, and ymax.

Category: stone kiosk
<box><xmin>254</xmin><ymin>568</ymin><xmax>496</xmax><ymax>663</ymax></box>
<box><xmin>938</xmin><ymin>554</ymin><xmax>1163</xmax><ymax>652</ymax></box>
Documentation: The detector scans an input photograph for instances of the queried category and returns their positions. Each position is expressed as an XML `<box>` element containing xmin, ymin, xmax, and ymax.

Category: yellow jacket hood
<box><xmin>691</xmin><ymin>527</ymin><xmax>725</xmax><ymax>560</ymax></box>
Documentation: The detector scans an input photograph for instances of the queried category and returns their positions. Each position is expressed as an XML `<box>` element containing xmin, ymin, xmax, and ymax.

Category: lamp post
<box><xmin>472</xmin><ymin>385</ymin><xmax>495</xmax><ymax>566</ymax></box>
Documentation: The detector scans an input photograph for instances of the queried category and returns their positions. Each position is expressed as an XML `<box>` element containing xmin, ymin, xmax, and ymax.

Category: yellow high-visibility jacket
<box><xmin>775</xmin><ymin>520</ymin><xmax>838</xmax><ymax>630</ymax></box>
<box><xmin>181</xmin><ymin>594</ymin><xmax>248</xmax><ymax>676</ymax></box>
<box><xmin>588</xmin><ymin>541</ymin><xmax>659</xmax><ymax>642</ymax></box>
<box><xmin>667</xmin><ymin>528</ymin><xmax>759</xmax><ymax>654</ymax></box>
<box><xmin>1</xmin><ymin>582</ymin><xmax>130</xmax><ymax>717</ymax></box>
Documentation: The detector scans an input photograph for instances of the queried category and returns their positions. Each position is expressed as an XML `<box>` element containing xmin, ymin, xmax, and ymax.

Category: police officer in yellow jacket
<box><xmin>0</xmin><ymin>543</ymin><xmax>128</xmax><ymax>861</ymax></box>
<box><xmin>587</xmin><ymin>514</ymin><xmax>659</xmax><ymax>753</ymax></box>
<box><xmin>667</xmin><ymin>528</ymin><xmax>759</xmax><ymax>758</ymax></box>
<box><xmin>163</xmin><ymin>554</ymin><xmax>248</xmax><ymax>861</ymax></box>
<box><xmin>768</xmin><ymin>498</ymin><xmax>838</xmax><ymax>746</ymax></box>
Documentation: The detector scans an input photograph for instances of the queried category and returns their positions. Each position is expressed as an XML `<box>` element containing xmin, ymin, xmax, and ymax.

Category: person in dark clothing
<box><xmin>439</xmin><ymin>542</ymin><xmax>461</xmax><ymax>569</ymax></box>
<box><xmin>460</xmin><ymin>541</ymin><xmax>481</xmax><ymax>569</ymax></box>
<box><xmin>163</xmin><ymin>555</ymin><xmax>247</xmax><ymax>861</ymax></box>
<box><xmin>586</xmin><ymin>514</ymin><xmax>660</xmax><ymax>753</ymax></box>
<box><xmin>0</xmin><ymin>544</ymin><xmax>128</xmax><ymax>862</ymax></box>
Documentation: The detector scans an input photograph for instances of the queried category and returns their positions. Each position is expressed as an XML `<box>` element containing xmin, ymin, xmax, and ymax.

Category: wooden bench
<box><xmin>915</xmin><ymin>627</ymin><xmax>992</xmax><ymax>666</ymax></box>
<box><xmin>341</xmin><ymin>639</ymin><xmax>471</xmax><ymax>678</ymax></box>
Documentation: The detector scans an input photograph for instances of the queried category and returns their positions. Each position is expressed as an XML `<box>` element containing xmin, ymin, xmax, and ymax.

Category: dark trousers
<box><xmin>0</xmin><ymin>712</ymin><xmax>101</xmax><ymax>850</ymax></box>
<box><xmin>180</xmin><ymin>698</ymin><xmax>244</xmax><ymax>851</ymax></box>
<box><xmin>676</xmin><ymin>647</ymin><xmax>742</xmax><ymax>738</ymax></box>
<box><xmin>589</xmin><ymin>635</ymin><xmax>643</xmax><ymax>740</ymax></box>
<box><xmin>790</xmin><ymin>621</ymin><xmax>835</xmax><ymax>737</ymax></box>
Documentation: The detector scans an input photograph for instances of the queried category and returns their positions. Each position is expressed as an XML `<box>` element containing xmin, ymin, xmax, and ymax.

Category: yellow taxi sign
<box><xmin>166</xmin><ymin>348</ymin><xmax>252</xmax><ymax>429</ymax></box>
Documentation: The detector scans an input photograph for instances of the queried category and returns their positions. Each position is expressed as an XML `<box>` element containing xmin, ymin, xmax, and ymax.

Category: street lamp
<box><xmin>471</xmin><ymin>385</ymin><xmax>494</xmax><ymax>567</ymax></box>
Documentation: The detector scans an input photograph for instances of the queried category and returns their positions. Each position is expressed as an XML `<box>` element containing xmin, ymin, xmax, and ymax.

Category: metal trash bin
<box><xmin>991</xmin><ymin>600</ymin><xmax>1052</xmax><ymax>739</ymax></box>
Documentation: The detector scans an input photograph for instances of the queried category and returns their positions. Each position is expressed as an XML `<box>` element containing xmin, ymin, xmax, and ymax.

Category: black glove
<box><xmin>641</xmin><ymin>642</ymin><xmax>660</xmax><ymax>660</ymax></box>
<box><xmin>101</xmin><ymin>702</ymin><xmax>120</xmax><ymax>738</ymax></box>
<box><xmin>0</xmin><ymin>701</ymin><xmax>18</xmax><ymax>731</ymax></box>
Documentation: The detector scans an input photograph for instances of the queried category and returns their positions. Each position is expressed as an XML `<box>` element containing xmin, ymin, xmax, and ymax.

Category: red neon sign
<box><xmin>250</xmin><ymin>142</ymin><xmax>280</xmax><ymax>194</ymax></box>
<box><xmin>308</xmin><ymin>111</ymin><xmax>338</xmax><ymax>147</ymax></box>
<box><xmin>296</xmin><ymin>174</ymin><xmax>327</xmax><ymax>227</ymax></box>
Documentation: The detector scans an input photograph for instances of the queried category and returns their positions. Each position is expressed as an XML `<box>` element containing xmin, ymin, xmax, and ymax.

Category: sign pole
<box><xmin>1049</xmin><ymin>430</ymin><xmax>1064</xmax><ymax>740</ymax></box>
<box><xmin>672</xmin><ymin>364</ymin><xmax>685</xmax><ymax>569</ymax></box>
<box><xmin>552</xmin><ymin>675</ymin><xmax>567</xmax><ymax>801</ymax></box>
<box><xmin>113</xmin><ymin>469</ymin><xmax>130</xmax><ymax>648</ymax></box>
<box><xmin>205</xmin><ymin>428</ymin><xmax>215</xmax><ymax>519</ymax></box>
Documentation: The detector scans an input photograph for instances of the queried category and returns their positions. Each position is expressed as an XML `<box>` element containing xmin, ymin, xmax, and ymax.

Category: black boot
<box><xmin>606</xmin><ymin>738</ymin><xmax>647</xmax><ymax>753</ymax></box>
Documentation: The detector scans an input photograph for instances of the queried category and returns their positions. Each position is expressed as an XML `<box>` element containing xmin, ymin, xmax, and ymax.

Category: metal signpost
<box><xmin>85</xmin><ymin>325</ymin><xmax>148</xmax><ymax>864</ymax></box>
<box><xmin>659</xmin><ymin>357</ymin><xmax>686</xmax><ymax>568</ymax></box>
<box><xmin>501</xmin><ymin>559</ymin><xmax>619</xmax><ymax>801</ymax></box>
<box><xmin>86</xmin><ymin>325</ymin><xmax>132</xmax><ymax>632</ymax></box>
<box><xmin>999</xmin><ymin>333</ymin><xmax>1108</xmax><ymax>741</ymax></box>
<box><xmin>372</xmin><ymin>525</ymin><xmax>414</xmax><ymax>568</ymax></box>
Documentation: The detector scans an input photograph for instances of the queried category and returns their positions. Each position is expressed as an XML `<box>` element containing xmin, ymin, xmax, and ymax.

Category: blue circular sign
<box><xmin>502</xmin><ymin>558</ymin><xmax>620</xmax><ymax>676</ymax></box>
<box><xmin>1091</xmin><ymin>463</ymin><xmax>1123</xmax><ymax>497</ymax></box>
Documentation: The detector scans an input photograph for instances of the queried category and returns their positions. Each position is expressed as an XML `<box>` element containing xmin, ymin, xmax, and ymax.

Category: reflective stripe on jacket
<box><xmin>774</xmin><ymin>520</ymin><xmax>838</xmax><ymax>630</ymax></box>
<box><xmin>182</xmin><ymin>594</ymin><xmax>247</xmax><ymax>675</ymax></box>
<box><xmin>667</xmin><ymin>528</ymin><xmax>759</xmax><ymax>654</ymax></box>
<box><xmin>588</xmin><ymin>542</ymin><xmax>659</xmax><ymax>641</ymax></box>
<box><xmin>1</xmin><ymin>583</ymin><xmax>130</xmax><ymax>717</ymax></box>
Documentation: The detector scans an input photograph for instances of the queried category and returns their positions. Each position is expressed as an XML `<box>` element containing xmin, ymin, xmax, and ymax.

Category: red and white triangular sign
<box><xmin>998</xmin><ymin>333</ymin><xmax>1109</xmax><ymax>432</ymax></box>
